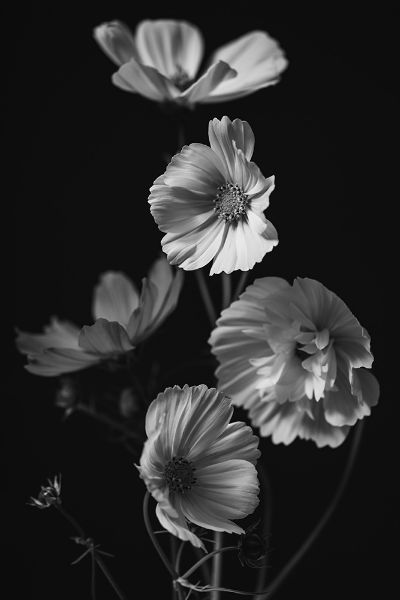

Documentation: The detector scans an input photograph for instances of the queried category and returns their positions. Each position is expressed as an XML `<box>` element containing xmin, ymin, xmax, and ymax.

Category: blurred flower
<box><xmin>138</xmin><ymin>384</ymin><xmax>260</xmax><ymax>548</ymax></box>
<box><xmin>16</xmin><ymin>257</ymin><xmax>183</xmax><ymax>377</ymax></box>
<box><xmin>238</xmin><ymin>520</ymin><xmax>267</xmax><ymax>568</ymax></box>
<box><xmin>209</xmin><ymin>277</ymin><xmax>380</xmax><ymax>448</ymax></box>
<box><xmin>94</xmin><ymin>19</ymin><xmax>287</xmax><ymax>106</ymax></box>
<box><xmin>55</xmin><ymin>377</ymin><xmax>77</xmax><ymax>417</ymax></box>
<box><xmin>119</xmin><ymin>388</ymin><xmax>140</xmax><ymax>418</ymax></box>
<box><xmin>149</xmin><ymin>116</ymin><xmax>278</xmax><ymax>274</ymax></box>
<box><xmin>29</xmin><ymin>475</ymin><xmax>62</xmax><ymax>509</ymax></box>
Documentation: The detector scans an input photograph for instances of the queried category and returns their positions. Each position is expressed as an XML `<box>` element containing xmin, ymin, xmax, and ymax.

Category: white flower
<box><xmin>16</xmin><ymin>257</ymin><xmax>183</xmax><ymax>377</ymax></box>
<box><xmin>138</xmin><ymin>384</ymin><xmax>260</xmax><ymax>549</ymax></box>
<box><xmin>148</xmin><ymin>116</ymin><xmax>278</xmax><ymax>274</ymax></box>
<box><xmin>209</xmin><ymin>277</ymin><xmax>379</xmax><ymax>448</ymax></box>
<box><xmin>94</xmin><ymin>19</ymin><xmax>287</xmax><ymax>106</ymax></box>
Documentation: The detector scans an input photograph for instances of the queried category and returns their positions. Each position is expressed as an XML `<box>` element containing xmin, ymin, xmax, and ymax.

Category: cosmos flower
<box><xmin>138</xmin><ymin>384</ymin><xmax>260</xmax><ymax>549</ymax></box>
<box><xmin>209</xmin><ymin>277</ymin><xmax>379</xmax><ymax>448</ymax></box>
<box><xmin>16</xmin><ymin>257</ymin><xmax>183</xmax><ymax>377</ymax></box>
<box><xmin>148</xmin><ymin>116</ymin><xmax>278</xmax><ymax>274</ymax></box>
<box><xmin>94</xmin><ymin>19</ymin><xmax>287</xmax><ymax>106</ymax></box>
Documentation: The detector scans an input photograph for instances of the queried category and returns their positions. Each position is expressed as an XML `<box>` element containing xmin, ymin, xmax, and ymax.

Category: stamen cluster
<box><xmin>214</xmin><ymin>183</ymin><xmax>250</xmax><ymax>223</ymax></box>
<box><xmin>164</xmin><ymin>456</ymin><xmax>197</xmax><ymax>493</ymax></box>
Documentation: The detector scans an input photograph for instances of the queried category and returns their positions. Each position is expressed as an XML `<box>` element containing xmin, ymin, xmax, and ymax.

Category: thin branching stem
<box><xmin>181</xmin><ymin>545</ymin><xmax>237</xmax><ymax>581</ymax></box>
<box><xmin>221</xmin><ymin>273</ymin><xmax>232</xmax><ymax>310</ymax></box>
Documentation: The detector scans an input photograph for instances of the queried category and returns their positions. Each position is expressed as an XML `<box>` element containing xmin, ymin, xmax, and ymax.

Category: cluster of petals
<box><xmin>149</xmin><ymin>116</ymin><xmax>278</xmax><ymax>274</ymax></box>
<box><xmin>94</xmin><ymin>19</ymin><xmax>288</xmax><ymax>106</ymax></box>
<box><xmin>209</xmin><ymin>277</ymin><xmax>379</xmax><ymax>448</ymax></box>
<box><xmin>138</xmin><ymin>384</ymin><xmax>260</xmax><ymax>548</ymax></box>
<box><xmin>16</xmin><ymin>257</ymin><xmax>183</xmax><ymax>376</ymax></box>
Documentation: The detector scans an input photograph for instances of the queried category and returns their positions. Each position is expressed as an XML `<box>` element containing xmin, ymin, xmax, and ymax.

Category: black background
<box><xmin>7</xmin><ymin>2</ymin><xmax>397</xmax><ymax>599</ymax></box>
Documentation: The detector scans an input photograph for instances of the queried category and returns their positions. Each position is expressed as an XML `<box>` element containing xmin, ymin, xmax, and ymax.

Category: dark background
<box><xmin>7</xmin><ymin>2</ymin><xmax>397</xmax><ymax>598</ymax></box>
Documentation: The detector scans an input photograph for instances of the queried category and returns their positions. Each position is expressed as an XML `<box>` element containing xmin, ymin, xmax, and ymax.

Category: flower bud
<box><xmin>238</xmin><ymin>520</ymin><xmax>267</xmax><ymax>568</ymax></box>
<box><xmin>93</xmin><ymin>21</ymin><xmax>136</xmax><ymax>66</ymax></box>
<box><xmin>29</xmin><ymin>475</ymin><xmax>62</xmax><ymax>510</ymax></box>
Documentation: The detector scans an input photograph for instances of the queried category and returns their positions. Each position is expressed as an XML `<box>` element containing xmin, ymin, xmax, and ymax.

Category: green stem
<box><xmin>142</xmin><ymin>491</ymin><xmax>178</xmax><ymax>580</ymax></box>
<box><xmin>211</xmin><ymin>532</ymin><xmax>223</xmax><ymax>600</ymax></box>
<box><xmin>181</xmin><ymin>545</ymin><xmax>237</xmax><ymax>581</ymax></box>
<box><xmin>221</xmin><ymin>273</ymin><xmax>232</xmax><ymax>310</ymax></box>
<box><xmin>195</xmin><ymin>270</ymin><xmax>217</xmax><ymax>326</ymax></box>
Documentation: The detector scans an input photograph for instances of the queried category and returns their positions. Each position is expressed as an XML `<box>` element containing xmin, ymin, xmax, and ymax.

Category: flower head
<box><xmin>209</xmin><ymin>277</ymin><xmax>379</xmax><ymax>448</ymax></box>
<box><xmin>94</xmin><ymin>19</ymin><xmax>287</xmax><ymax>106</ymax></box>
<box><xmin>16</xmin><ymin>256</ymin><xmax>183</xmax><ymax>376</ymax></box>
<box><xmin>29</xmin><ymin>475</ymin><xmax>62</xmax><ymax>509</ymax></box>
<box><xmin>149</xmin><ymin>117</ymin><xmax>278</xmax><ymax>274</ymax></box>
<box><xmin>138</xmin><ymin>384</ymin><xmax>260</xmax><ymax>548</ymax></box>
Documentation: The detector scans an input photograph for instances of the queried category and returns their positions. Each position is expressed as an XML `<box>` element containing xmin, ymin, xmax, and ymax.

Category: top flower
<box><xmin>16</xmin><ymin>257</ymin><xmax>183</xmax><ymax>376</ymax></box>
<box><xmin>93</xmin><ymin>19</ymin><xmax>288</xmax><ymax>106</ymax></box>
<box><xmin>209</xmin><ymin>277</ymin><xmax>380</xmax><ymax>448</ymax></box>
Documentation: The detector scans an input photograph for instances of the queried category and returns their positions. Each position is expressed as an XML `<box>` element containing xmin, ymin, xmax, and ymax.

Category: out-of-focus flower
<box><xmin>138</xmin><ymin>384</ymin><xmax>260</xmax><ymax>548</ymax></box>
<box><xmin>149</xmin><ymin>116</ymin><xmax>278</xmax><ymax>274</ymax></box>
<box><xmin>209</xmin><ymin>277</ymin><xmax>379</xmax><ymax>448</ymax></box>
<box><xmin>238</xmin><ymin>520</ymin><xmax>267</xmax><ymax>568</ymax></box>
<box><xmin>16</xmin><ymin>257</ymin><xmax>183</xmax><ymax>377</ymax></box>
<box><xmin>119</xmin><ymin>388</ymin><xmax>140</xmax><ymax>418</ymax></box>
<box><xmin>94</xmin><ymin>19</ymin><xmax>287</xmax><ymax>106</ymax></box>
<box><xmin>29</xmin><ymin>475</ymin><xmax>62</xmax><ymax>509</ymax></box>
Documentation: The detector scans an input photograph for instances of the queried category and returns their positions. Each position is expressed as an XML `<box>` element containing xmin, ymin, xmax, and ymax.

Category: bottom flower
<box><xmin>138</xmin><ymin>384</ymin><xmax>260</xmax><ymax>549</ymax></box>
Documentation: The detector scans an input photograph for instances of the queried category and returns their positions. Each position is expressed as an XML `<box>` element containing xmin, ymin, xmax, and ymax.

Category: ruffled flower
<box><xmin>16</xmin><ymin>257</ymin><xmax>183</xmax><ymax>377</ymax></box>
<box><xmin>93</xmin><ymin>19</ymin><xmax>287</xmax><ymax>106</ymax></box>
<box><xmin>138</xmin><ymin>384</ymin><xmax>260</xmax><ymax>549</ymax></box>
<box><xmin>148</xmin><ymin>116</ymin><xmax>278</xmax><ymax>274</ymax></box>
<box><xmin>209</xmin><ymin>277</ymin><xmax>379</xmax><ymax>448</ymax></box>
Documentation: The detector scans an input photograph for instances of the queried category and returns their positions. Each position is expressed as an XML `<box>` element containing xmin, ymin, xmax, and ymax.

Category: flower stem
<box><xmin>257</xmin><ymin>421</ymin><xmax>364</xmax><ymax>598</ymax></box>
<box><xmin>255</xmin><ymin>463</ymin><xmax>273</xmax><ymax>598</ymax></box>
<box><xmin>75</xmin><ymin>404</ymin><xmax>142</xmax><ymax>443</ymax></box>
<box><xmin>195</xmin><ymin>270</ymin><xmax>217</xmax><ymax>326</ymax></box>
<box><xmin>142</xmin><ymin>491</ymin><xmax>178</xmax><ymax>580</ymax></box>
<box><xmin>211</xmin><ymin>532</ymin><xmax>223</xmax><ymax>600</ymax></box>
<box><xmin>94</xmin><ymin>554</ymin><xmax>128</xmax><ymax>600</ymax></box>
<box><xmin>221</xmin><ymin>273</ymin><xmax>231</xmax><ymax>310</ymax></box>
<box><xmin>55</xmin><ymin>505</ymin><xmax>127</xmax><ymax>599</ymax></box>
<box><xmin>181</xmin><ymin>545</ymin><xmax>237</xmax><ymax>581</ymax></box>
<box><xmin>233</xmin><ymin>270</ymin><xmax>249</xmax><ymax>301</ymax></box>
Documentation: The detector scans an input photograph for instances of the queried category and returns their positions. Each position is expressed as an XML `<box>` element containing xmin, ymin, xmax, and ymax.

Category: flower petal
<box><xmin>112</xmin><ymin>58</ymin><xmax>177</xmax><ymax>101</ymax></box>
<box><xmin>195</xmin><ymin>422</ymin><xmax>260</xmax><ymax>468</ymax></box>
<box><xmin>180</xmin><ymin>459</ymin><xmax>259</xmax><ymax>533</ymax></box>
<box><xmin>323</xmin><ymin>368</ymin><xmax>379</xmax><ymax>427</ymax></box>
<box><xmin>162</xmin><ymin>215</ymin><xmax>227</xmax><ymax>271</ymax></box>
<box><xmin>180</xmin><ymin>61</ymin><xmax>236</xmax><ymax>104</ymax></box>
<box><xmin>207</xmin><ymin>31</ymin><xmax>288</xmax><ymax>101</ymax></box>
<box><xmin>135</xmin><ymin>20</ymin><xmax>204</xmax><ymax>80</ymax></box>
<box><xmin>16</xmin><ymin>317</ymin><xmax>80</xmax><ymax>355</ymax></box>
<box><xmin>156</xmin><ymin>502</ymin><xmax>205</xmax><ymax>549</ymax></box>
<box><xmin>93</xmin><ymin>272</ymin><xmax>139</xmax><ymax>327</ymax></box>
<box><xmin>208</xmin><ymin>117</ymin><xmax>255</xmax><ymax>174</ymax></box>
<box><xmin>25</xmin><ymin>347</ymin><xmax>100</xmax><ymax>377</ymax></box>
<box><xmin>162</xmin><ymin>143</ymin><xmax>226</xmax><ymax>193</ymax></box>
<box><xmin>249</xmin><ymin>398</ymin><xmax>348</xmax><ymax>448</ymax></box>
<box><xmin>93</xmin><ymin>21</ymin><xmax>136</xmax><ymax>66</ymax></box>
<box><xmin>79</xmin><ymin>319</ymin><xmax>133</xmax><ymax>354</ymax></box>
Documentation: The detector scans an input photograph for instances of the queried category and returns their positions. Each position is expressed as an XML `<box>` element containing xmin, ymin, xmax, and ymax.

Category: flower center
<box><xmin>172</xmin><ymin>66</ymin><xmax>192</xmax><ymax>91</ymax></box>
<box><xmin>164</xmin><ymin>456</ymin><xmax>197</xmax><ymax>493</ymax></box>
<box><xmin>214</xmin><ymin>183</ymin><xmax>250</xmax><ymax>223</ymax></box>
